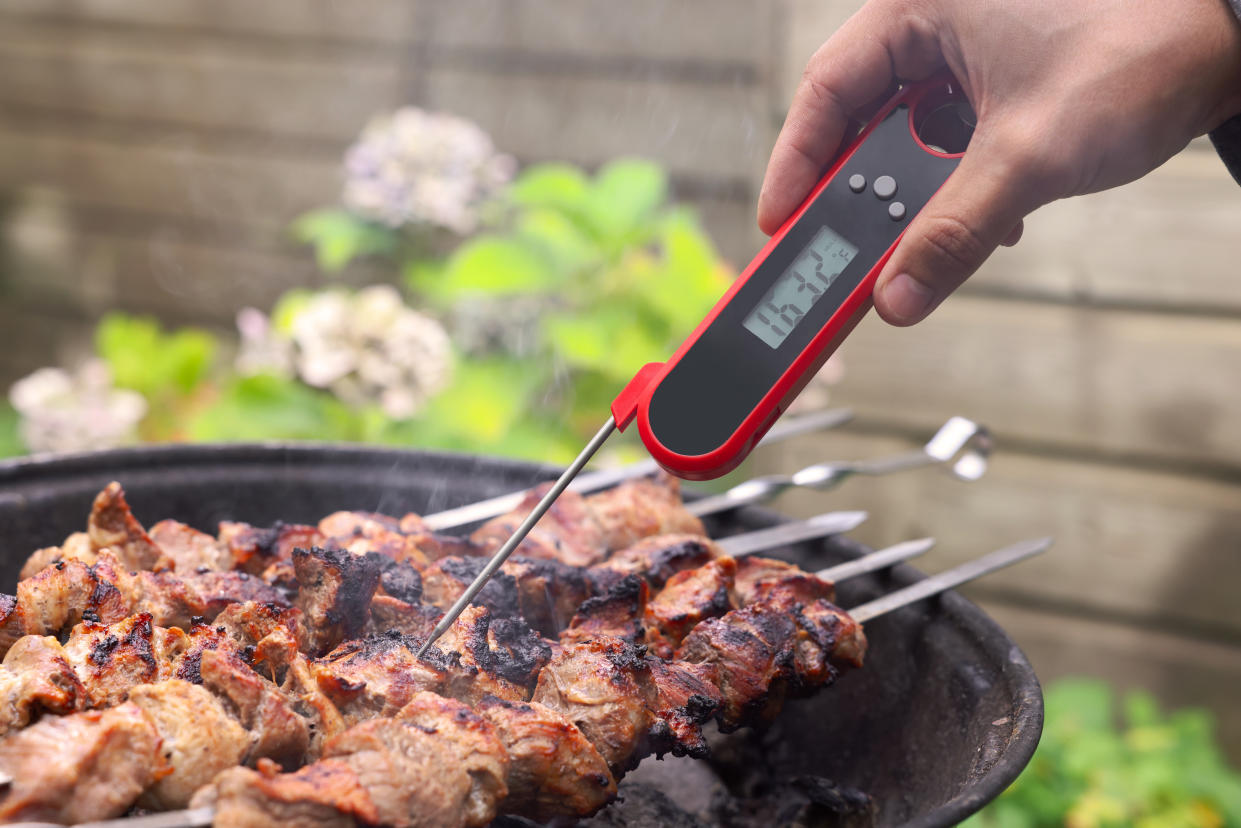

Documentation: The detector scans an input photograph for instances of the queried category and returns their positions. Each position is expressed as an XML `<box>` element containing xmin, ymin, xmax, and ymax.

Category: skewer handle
<box><xmin>848</xmin><ymin>537</ymin><xmax>1052</xmax><ymax>623</ymax></box>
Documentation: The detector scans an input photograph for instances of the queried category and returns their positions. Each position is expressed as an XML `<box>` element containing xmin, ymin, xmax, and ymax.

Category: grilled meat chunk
<box><xmin>220</xmin><ymin>521</ymin><xmax>325</xmax><ymax>577</ymax></box>
<box><xmin>588</xmin><ymin>534</ymin><xmax>721</xmax><ymax>593</ymax></box>
<box><xmin>368</xmin><ymin>594</ymin><xmax>442</xmax><ymax>640</ymax></box>
<box><xmin>150</xmin><ymin>519</ymin><xmax>233</xmax><ymax>573</ymax></box>
<box><xmin>199</xmin><ymin>646</ymin><xmax>310</xmax><ymax>769</ymax></box>
<box><xmin>394</xmin><ymin>692</ymin><xmax>510</xmax><ymax>827</ymax></box>
<box><xmin>18</xmin><ymin>532</ymin><xmax>97</xmax><ymax>581</ymax></box>
<box><xmin>532</xmin><ymin>637</ymin><xmax>657</xmax><ymax>774</ymax></box>
<box><xmin>61</xmin><ymin>613</ymin><xmax>182</xmax><ymax>707</ymax></box>
<box><xmin>88</xmin><ymin>481</ymin><xmax>174</xmax><ymax>572</ymax></box>
<box><xmin>585</xmin><ymin>475</ymin><xmax>705</xmax><ymax>552</ymax></box>
<box><xmin>473</xmin><ymin>487</ymin><xmax>610</xmax><ymax>567</ymax></box>
<box><xmin>499</xmin><ymin>556</ymin><xmax>592</xmax><ymax>637</ymax></box>
<box><xmin>194</xmin><ymin>758</ymin><xmax>379</xmax><ymax>828</ymax></box>
<box><xmin>421</xmin><ymin>556</ymin><xmax>521</xmax><ymax>619</ymax></box>
<box><xmin>129</xmin><ymin>679</ymin><xmax>250</xmax><ymax>810</ymax></box>
<box><xmin>319</xmin><ymin>511</ymin><xmax>431</xmax><ymax>570</ymax></box>
<box><xmin>733</xmin><ymin>555</ymin><xmax>835</xmax><ymax>607</ymax></box>
<box><xmin>293</xmin><ymin>546</ymin><xmax>385</xmax><ymax>656</ymax></box>
<box><xmin>644</xmin><ymin>658</ymin><xmax>723</xmax><ymax>758</ymax></box>
<box><xmin>12</xmin><ymin>555</ymin><xmax>130</xmax><ymax>648</ymax></box>
<box><xmin>312</xmin><ymin>632</ymin><xmax>445</xmax><ymax>726</ymax></box>
<box><xmin>431</xmin><ymin>606</ymin><xmax>531</xmax><ymax>704</ymax></box>
<box><xmin>643</xmin><ymin>557</ymin><xmax>737</xmax><ymax>657</ymax></box>
<box><xmin>561</xmin><ymin>575</ymin><xmax>650</xmax><ymax>647</ymax></box>
<box><xmin>182</xmin><ymin>569</ymin><xmax>289</xmax><ymax>621</ymax></box>
<box><xmin>477</xmin><ymin>695</ymin><xmax>617</xmax><ymax>821</ymax></box>
<box><xmin>0</xmin><ymin>635</ymin><xmax>85</xmax><ymax>736</ymax></box>
<box><xmin>0</xmin><ymin>702</ymin><xmax>168</xmax><ymax>823</ymax></box>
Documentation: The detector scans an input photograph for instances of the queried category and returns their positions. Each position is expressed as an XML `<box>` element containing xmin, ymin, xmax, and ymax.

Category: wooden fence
<box><xmin>0</xmin><ymin>0</ymin><xmax>1239</xmax><ymax>761</ymax></box>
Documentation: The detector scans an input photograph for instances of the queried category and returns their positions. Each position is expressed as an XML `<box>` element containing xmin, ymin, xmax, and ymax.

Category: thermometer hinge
<box><xmin>611</xmin><ymin>362</ymin><xmax>665</xmax><ymax>431</ymax></box>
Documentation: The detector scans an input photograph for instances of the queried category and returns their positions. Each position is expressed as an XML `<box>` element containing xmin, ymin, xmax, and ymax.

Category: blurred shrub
<box><xmin>1</xmin><ymin>109</ymin><xmax>732</xmax><ymax>462</ymax></box>
<box><xmin>965</xmin><ymin>679</ymin><xmax>1241</xmax><ymax>828</ymax></box>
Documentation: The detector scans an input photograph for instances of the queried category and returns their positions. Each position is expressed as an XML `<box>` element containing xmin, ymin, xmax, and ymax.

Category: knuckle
<box><xmin>918</xmin><ymin>214</ymin><xmax>990</xmax><ymax>274</ymax></box>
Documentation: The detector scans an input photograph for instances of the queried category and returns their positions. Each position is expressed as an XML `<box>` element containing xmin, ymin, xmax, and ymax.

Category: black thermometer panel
<box><xmin>611</xmin><ymin>76</ymin><xmax>972</xmax><ymax>479</ymax></box>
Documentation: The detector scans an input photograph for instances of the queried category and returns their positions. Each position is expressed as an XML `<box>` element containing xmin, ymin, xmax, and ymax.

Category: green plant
<box><xmin>965</xmin><ymin>679</ymin><xmax>1241</xmax><ymax>828</ymax></box>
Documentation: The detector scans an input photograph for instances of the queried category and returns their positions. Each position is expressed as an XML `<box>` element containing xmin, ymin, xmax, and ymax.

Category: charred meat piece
<box><xmin>398</xmin><ymin>514</ymin><xmax>489</xmax><ymax>562</ymax></box>
<box><xmin>733</xmin><ymin>555</ymin><xmax>835</xmax><ymax>607</ymax></box>
<box><xmin>368</xmin><ymin>594</ymin><xmax>442</xmax><ymax>640</ymax></box>
<box><xmin>0</xmin><ymin>634</ymin><xmax>85</xmax><ymax>736</ymax></box>
<box><xmin>292</xmin><ymin>546</ymin><xmax>385</xmax><ymax>656</ymax></box>
<box><xmin>643</xmin><ymin>557</ymin><xmax>737</xmax><ymax>658</ymax></box>
<box><xmin>12</xmin><ymin>555</ymin><xmax>130</xmax><ymax>648</ymax></box>
<box><xmin>644</xmin><ymin>658</ymin><xmax>723</xmax><ymax>758</ymax></box>
<box><xmin>560</xmin><ymin>575</ymin><xmax>649</xmax><ymax>647</ymax></box>
<box><xmin>199</xmin><ymin>646</ymin><xmax>311</xmax><ymax>769</ymax></box>
<box><xmin>129</xmin><ymin>679</ymin><xmax>250</xmax><ymax>810</ymax></box>
<box><xmin>87</xmin><ymin>481</ymin><xmax>174</xmax><ymax>572</ymax></box>
<box><xmin>182</xmin><ymin>569</ymin><xmax>290</xmax><ymax>621</ymax></box>
<box><xmin>588</xmin><ymin>534</ymin><xmax>721</xmax><ymax>593</ymax></box>
<box><xmin>585</xmin><ymin>474</ymin><xmax>706</xmax><ymax>553</ymax></box>
<box><xmin>421</xmin><ymin>555</ymin><xmax>521</xmax><ymax>618</ymax></box>
<box><xmin>213</xmin><ymin>601</ymin><xmax>307</xmax><ymax>654</ymax></box>
<box><xmin>311</xmin><ymin>632</ymin><xmax>445</xmax><ymax>726</ymax></box>
<box><xmin>498</xmin><ymin>556</ymin><xmax>592</xmax><ymax>637</ymax></box>
<box><xmin>220</xmin><ymin>521</ymin><xmax>325</xmax><ymax>577</ymax></box>
<box><xmin>477</xmin><ymin>695</ymin><xmax>617</xmax><ymax>821</ymax></box>
<box><xmin>60</xmin><ymin>613</ymin><xmax>183</xmax><ymax>707</ymax></box>
<box><xmin>377</xmin><ymin>559</ymin><xmax>423</xmax><ymax>604</ymax></box>
<box><xmin>193</xmin><ymin>758</ymin><xmax>379</xmax><ymax>828</ymax></box>
<box><xmin>394</xmin><ymin>691</ymin><xmax>511</xmax><ymax>827</ymax></box>
<box><xmin>319</xmin><ymin>511</ymin><xmax>431</xmax><ymax>570</ymax></box>
<box><xmin>531</xmin><ymin>637</ymin><xmax>657</xmax><ymax>774</ymax></box>
<box><xmin>0</xmin><ymin>702</ymin><xmax>168</xmax><ymax>824</ymax></box>
<box><xmin>149</xmin><ymin>519</ymin><xmax>233</xmax><ymax>572</ymax></box>
<box><xmin>432</xmin><ymin>606</ymin><xmax>533</xmax><ymax>704</ymax></box>
<box><xmin>473</xmin><ymin>486</ymin><xmax>609</xmax><ymax>567</ymax></box>
<box><xmin>18</xmin><ymin>531</ymin><xmax>97</xmax><ymax>581</ymax></box>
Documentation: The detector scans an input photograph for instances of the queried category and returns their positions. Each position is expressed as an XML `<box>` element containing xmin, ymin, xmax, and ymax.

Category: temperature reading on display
<box><xmin>742</xmin><ymin>225</ymin><xmax>859</xmax><ymax>349</ymax></box>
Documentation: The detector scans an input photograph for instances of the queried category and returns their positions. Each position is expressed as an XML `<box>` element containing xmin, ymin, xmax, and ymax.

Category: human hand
<box><xmin>759</xmin><ymin>0</ymin><xmax>1241</xmax><ymax>326</ymax></box>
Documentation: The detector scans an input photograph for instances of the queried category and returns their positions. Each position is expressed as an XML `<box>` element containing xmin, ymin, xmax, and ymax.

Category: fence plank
<box><xmin>760</xmin><ymin>428</ymin><xmax>1241</xmax><ymax>639</ymax></box>
<box><xmin>829</xmin><ymin>294</ymin><xmax>1241</xmax><ymax>467</ymax></box>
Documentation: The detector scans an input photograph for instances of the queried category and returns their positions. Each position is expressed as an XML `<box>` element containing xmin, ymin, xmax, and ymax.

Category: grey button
<box><xmin>873</xmin><ymin>175</ymin><xmax>897</xmax><ymax>200</ymax></box>
<box><xmin>848</xmin><ymin>174</ymin><xmax>866</xmax><ymax>193</ymax></box>
<box><xmin>888</xmin><ymin>201</ymin><xmax>907</xmax><ymax>221</ymax></box>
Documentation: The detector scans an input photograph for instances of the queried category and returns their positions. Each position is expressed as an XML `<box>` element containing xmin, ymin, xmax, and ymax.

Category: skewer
<box><xmin>714</xmin><ymin>511</ymin><xmax>868</xmax><ymax>557</ymax></box>
<box><xmin>848</xmin><ymin>536</ymin><xmax>1052</xmax><ymax>623</ymax></box>
<box><xmin>420</xmin><ymin>407</ymin><xmax>854</xmax><ymax>531</ymax></box>
<box><xmin>686</xmin><ymin>416</ymin><xmax>990</xmax><ymax>517</ymax></box>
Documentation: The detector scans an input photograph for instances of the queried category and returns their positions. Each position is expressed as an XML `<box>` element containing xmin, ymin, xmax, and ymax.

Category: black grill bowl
<box><xmin>0</xmin><ymin>444</ymin><xmax>1042</xmax><ymax>827</ymax></box>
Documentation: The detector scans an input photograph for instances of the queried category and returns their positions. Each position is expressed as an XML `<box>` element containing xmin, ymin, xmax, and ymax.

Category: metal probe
<box><xmin>416</xmin><ymin>417</ymin><xmax>618</xmax><ymax>657</ymax></box>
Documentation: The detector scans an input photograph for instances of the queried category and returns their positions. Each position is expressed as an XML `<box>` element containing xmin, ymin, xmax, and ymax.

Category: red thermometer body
<box><xmin>610</xmin><ymin>75</ymin><xmax>973</xmax><ymax>480</ymax></box>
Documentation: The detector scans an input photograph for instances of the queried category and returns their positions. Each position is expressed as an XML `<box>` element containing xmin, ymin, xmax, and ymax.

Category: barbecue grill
<box><xmin>0</xmin><ymin>442</ymin><xmax>1042</xmax><ymax>828</ymax></box>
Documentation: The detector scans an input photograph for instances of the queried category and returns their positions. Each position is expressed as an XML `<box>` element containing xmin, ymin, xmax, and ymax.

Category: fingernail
<box><xmin>884</xmin><ymin>273</ymin><xmax>936</xmax><ymax>323</ymax></box>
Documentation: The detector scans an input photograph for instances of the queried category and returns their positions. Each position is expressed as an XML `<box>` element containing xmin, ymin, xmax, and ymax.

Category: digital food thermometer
<box><xmin>418</xmin><ymin>74</ymin><xmax>976</xmax><ymax>654</ymax></box>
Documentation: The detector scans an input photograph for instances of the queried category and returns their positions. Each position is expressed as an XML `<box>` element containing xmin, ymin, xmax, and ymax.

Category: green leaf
<box><xmin>187</xmin><ymin>374</ymin><xmax>358</xmax><ymax>443</ymax></box>
<box><xmin>514</xmin><ymin>208</ymin><xmax>600</xmax><ymax>278</ymax></box>
<box><xmin>411</xmin><ymin>358</ymin><xmax>547</xmax><ymax>445</ymax></box>
<box><xmin>0</xmin><ymin>403</ymin><xmax>23</xmax><ymax>458</ymax></box>
<box><xmin>291</xmin><ymin>208</ymin><xmax>397</xmax><ymax>272</ymax></box>
<box><xmin>581</xmin><ymin>158</ymin><xmax>667</xmax><ymax>243</ymax></box>
<box><xmin>508</xmin><ymin>164</ymin><xmax>591</xmax><ymax>213</ymax></box>
<box><xmin>543</xmin><ymin>307</ymin><xmax>667</xmax><ymax>381</ymax></box>
<box><xmin>422</xmin><ymin>235</ymin><xmax>559</xmax><ymax>300</ymax></box>
<box><xmin>95</xmin><ymin>314</ymin><xmax>217</xmax><ymax>398</ymax></box>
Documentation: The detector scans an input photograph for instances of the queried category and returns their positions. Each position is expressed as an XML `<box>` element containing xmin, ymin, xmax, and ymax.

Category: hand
<box><xmin>759</xmin><ymin>0</ymin><xmax>1241</xmax><ymax>326</ymax></box>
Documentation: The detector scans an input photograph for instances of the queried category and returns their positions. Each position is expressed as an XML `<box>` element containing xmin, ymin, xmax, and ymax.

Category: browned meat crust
<box><xmin>0</xmin><ymin>634</ymin><xmax>85</xmax><ymax>736</ymax></box>
<box><xmin>194</xmin><ymin>758</ymin><xmax>379</xmax><ymax>828</ymax></box>
<box><xmin>292</xmin><ymin>546</ymin><xmax>385</xmax><ymax>656</ymax></box>
<box><xmin>0</xmin><ymin>702</ymin><xmax>168</xmax><ymax>823</ymax></box>
<box><xmin>88</xmin><ymin>482</ymin><xmax>174</xmax><ymax>572</ymax></box>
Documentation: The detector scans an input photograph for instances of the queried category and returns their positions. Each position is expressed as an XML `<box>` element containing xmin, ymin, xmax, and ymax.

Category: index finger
<box><xmin>758</xmin><ymin>3</ymin><xmax>942</xmax><ymax>235</ymax></box>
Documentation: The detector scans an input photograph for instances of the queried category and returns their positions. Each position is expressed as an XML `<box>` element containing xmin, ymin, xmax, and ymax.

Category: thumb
<box><xmin>873</xmin><ymin>137</ymin><xmax>1038</xmax><ymax>326</ymax></box>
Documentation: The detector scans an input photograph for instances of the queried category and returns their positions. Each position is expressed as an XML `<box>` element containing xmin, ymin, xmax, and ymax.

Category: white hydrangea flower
<box><xmin>239</xmin><ymin>286</ymin><xmax>453</xmax><ymax>420</ymax></box>
<box><xmin>342</xmin><ymin>107</ymin><xmax>515</xmax><ymax>233</ymax></box>
<box><xmin>9</xmin><ymin>360</ymin><xmax>147</xmax><ymax>454</ymax></box>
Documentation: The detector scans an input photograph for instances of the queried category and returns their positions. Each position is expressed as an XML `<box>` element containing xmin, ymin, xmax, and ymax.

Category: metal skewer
<box><xmin>421</xmin><ymin>407</ymin><xmax>854</xmax><ymax>531</ymax></box>
<box><xmin>686</xmin><ymin>416</ymin><xmax>990</xmax><ymax>517</ymax></box>
<box><xmin>715</xmin><ymin>511</ymin><xmax>867</xmax><ymax>557</ymax></box>
<box><xmin>849</xmin><ymin>537</ymin><xmax>1052</xmax><ymax>623</ymax></box>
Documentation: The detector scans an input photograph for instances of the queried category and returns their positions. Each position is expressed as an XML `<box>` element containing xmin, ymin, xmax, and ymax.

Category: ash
<box><xmin>495</xmin><ymin>728</ymin><xmax>875</xmax><ymax>828</ymax></box>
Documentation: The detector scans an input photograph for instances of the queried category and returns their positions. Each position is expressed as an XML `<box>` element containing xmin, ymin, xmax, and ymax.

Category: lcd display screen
<box><xmin>741</xmin><ymin>225</ymin><xmax>859</xmax><ymax>349</ymax></box>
